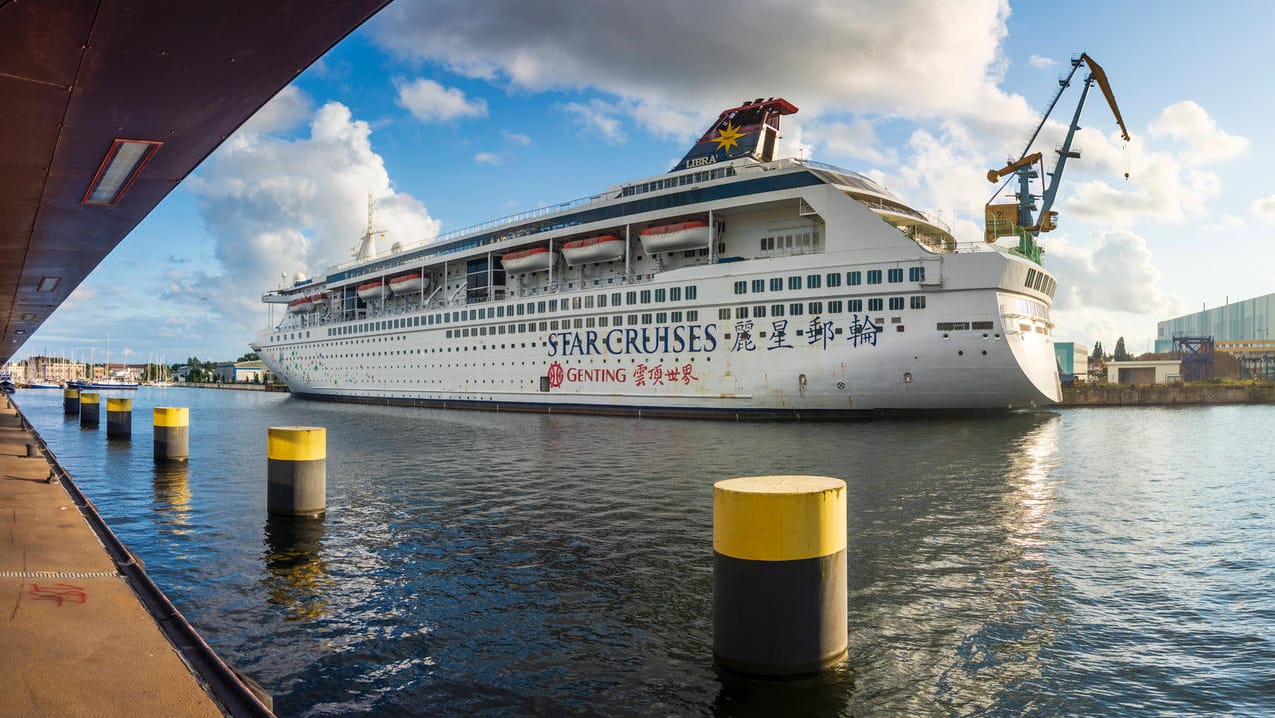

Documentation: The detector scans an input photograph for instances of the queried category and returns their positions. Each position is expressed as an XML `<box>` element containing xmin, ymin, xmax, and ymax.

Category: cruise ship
<box><xmin>254</xmin><ymin>98</ymin><xmax>1060</xmax><ymax>418</ymax></box>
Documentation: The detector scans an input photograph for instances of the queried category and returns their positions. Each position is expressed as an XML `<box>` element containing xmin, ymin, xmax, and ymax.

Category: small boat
<box><xmin>501</xmin><ymin>247</ymin><xmax>555</xmax><ymax>274</ymax></box>
<box><xmin>388</xmin><ymin>271</ymin><xmax>429</xmax><ymax>295</ymax></box>
<box><xmin>85</xmin><ymin>379</ymin><xmax>139</xmax><ymax>390</ymax></box>
<box><xmin>561</xmin><ymin>235</ymin><xmax>625</xmax><ymax>266</ymax></box>
<box><xmin>28</xmin><ymin>381</ymin><xmax>62</xmax><ymax>389</ymax></box>
<box><xmin>308</xmin><ymin>293</ymin><xmax>329</xmax><ymax>310</ymax></box>
<box><xmin>357</xmin><ymin>281</ymin><xmax>388</xmax><ymax>301</ymax></box>
<box><xmin>639</xmin><ymin>220</ymin><xmax>710</xmax><ymax>254</ymax></box>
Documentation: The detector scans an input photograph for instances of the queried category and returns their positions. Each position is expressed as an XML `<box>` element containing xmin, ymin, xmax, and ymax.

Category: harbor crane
<box><xmin>985</xmin><ymin>52</ymin><xmax>1130</xmax><ymax>263</ymax></box>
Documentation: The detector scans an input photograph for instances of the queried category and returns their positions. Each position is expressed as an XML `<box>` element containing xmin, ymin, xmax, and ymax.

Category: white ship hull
<box><xmin>256</xmin><ymin>100</ymin><xmax>1060</xmax><ymax>418</ymax></box>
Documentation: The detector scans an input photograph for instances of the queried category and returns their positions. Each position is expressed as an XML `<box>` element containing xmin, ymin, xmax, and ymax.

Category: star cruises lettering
<box><xmin>547</xmin><ymin>324</ymin><xmax>719</xmax><ymax>357</ymax></box>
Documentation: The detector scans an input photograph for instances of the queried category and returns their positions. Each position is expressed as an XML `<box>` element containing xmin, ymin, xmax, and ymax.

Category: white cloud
<box><xmin>474</xmin><ymin>151</ymin><xmax>501</xmax><ymax>165</ymax></box>
<box><xmin>1046</xmin><ymin>230</ymin><xmax>1177</xmax><ymax>314</ymax></box>
<box><xmin>1028</xmin><ymin>54</ymin><xmax>1055</xmax><ymax>69</ymax></box>
<box><xmin>810</xmin><ymin>118</ymin><xmax>898</xmax><ymax>166</ymax></box>
<box><xmin>1148</xmin><ymin>100</ymin><xmax>1248</xmax><ymax>165</ymax></box>
<box><xmin>1046</xmin><ymin>230</ymin><xmax>1184</xmax><ymax>350</ymax></box>
<box><xmin>1202</xmin><ymin>213</ymin><xmax>1245</xmax><ymax>232</ymax></box>
<box><xmin>562</xmin><ymin>100</ymin><xmax>626</xmax><ymax>144</ymax></box>
<box><xmin>1252</xmin><ymin>195</ymin><xmax>1275</xmax><ymax>223</ymax></box>
<box><xmin>373</xmin><ymin>0</ymin><xmax>1028</xmax><ymax>138</ymax></box>
<box><xmin>500</xmin><ymin>130</ymin><xmax>531</xmax><ymax>146</ymax></box>
<box><xmin>239</xmin><ymin>86</ymin><xmax>312</xmax><ymax>135</ymax></box>
<box><xmin>395</xmin><ymin>78</ymin><xmax>488</xmax><ymax>122</ymax></box>
<box><xmin>181</xmin><ymin>96</ymin><xmax>440</xmax><ymax>339</ymax></box>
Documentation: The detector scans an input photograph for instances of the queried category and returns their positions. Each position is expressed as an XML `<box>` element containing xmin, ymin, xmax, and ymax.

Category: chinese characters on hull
<box><xmin>731</xmin><ymin>315</ymin><xmax>881</xmax><ymax>352</ymax></box>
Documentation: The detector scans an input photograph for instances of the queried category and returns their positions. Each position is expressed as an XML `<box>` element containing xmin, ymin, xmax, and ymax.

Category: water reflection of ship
<box><xmin>152</xmin><ymin>465</ymin><xmax>193</xmax><ymax>535</ymax></box>
<box><xmin>845</xmin><ymin>412</ymin><xmax>1064</xmax><ymax>715</ymax></box>
<box><xmin>263</xmin><ymin>515</ymin><xmax>331</xmax><ymax>621</ymax></box>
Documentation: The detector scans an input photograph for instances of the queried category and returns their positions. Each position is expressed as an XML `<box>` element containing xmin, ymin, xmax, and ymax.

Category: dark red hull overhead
<box><xmin>0</xmin><ymin>0</ymin><xmax>391</xmax><ymax>361</ymax></box>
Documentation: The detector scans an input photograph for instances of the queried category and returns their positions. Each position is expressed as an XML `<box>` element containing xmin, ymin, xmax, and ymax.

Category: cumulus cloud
<box><xmin>1251</xmin><ymin>194</ymin><xmax>1275</xmax><ymax>223</ymax></box>
<box><xmin>1046</xmin><ymin>230</ymin><xmax>1163</xmax><ymax>312</ymax></box>
<box><xmin>562</xmin><ymin>100</ymin><xmax>626</xmax><ymax>144</ymax></box>
<box><xmin>372</xmin><ymin>0</ymin><xmax>1028</xmax><ymax>140</ymax></box>
<box><xmin>1028</xmin><ymin>54</ymin><xmax>1055</xmax><ymax>69</ymax></box>
<box><xmin>810</xmin><ymin>118</ymin><xmax>898</xmax><ymax>166</ymax></box>
<box><xmin>474</xmin><ymin>151</ymin><xmax>501</xmax><ymax>165</ymax></box>
<box><xmin>181</xmin><ymin>92</ymin><xmax>440</xmax><ymax>338</ymax></box>
<box><xmin>238</xmin><ymin>85</ymin><xmax>312</xmax><ymax>135</ymax></box>
<box><xmin>1148</xmin><ymin>100</ymin><xmax>1248</xmax><ymax>165</ymax></box>
<box><xmin>1045</xmin><ymin>230</ymin><xmax>1183</xmax><ymax>349</ymax></box>
<box><xmin>396</xmin><ymin>78</ymin><xmax>488</xmax><ymax>122</ymax></box>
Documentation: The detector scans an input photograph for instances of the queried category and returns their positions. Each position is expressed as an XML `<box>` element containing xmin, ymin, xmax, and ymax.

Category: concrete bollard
<box><xmin>267</xmin><ymin>427</ymin><xmax>326</xmax><ymax>518</ymax></box>
<box><xmin>153</xmin><ymin>407</ymin><xmax>189</xmax><ymax>463</ymax></box>
<box><xmin>713</xmin><ymin>475</ymin><xmax>847</xmax><ymax>677</ymax></box>
<box><xmin>79</xmin><ymin>392</ymin><xmax>100</xmax><ymax>427</ymax></box>
<box><xmin>63</xmin><ymin>388</ymin><xmax>80</xmax><ymax>416</ymax></box>
<box><xmin>106</xmin><ymin>397</ymin><xmax>132</xmax><ymax>440</ymax></box>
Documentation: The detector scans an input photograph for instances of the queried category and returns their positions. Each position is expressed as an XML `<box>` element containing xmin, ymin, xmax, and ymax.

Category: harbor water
<box><xmin>14</xmin><ymin>389</ymin><xmax>1275</xmax><ymax>717</ymax></box>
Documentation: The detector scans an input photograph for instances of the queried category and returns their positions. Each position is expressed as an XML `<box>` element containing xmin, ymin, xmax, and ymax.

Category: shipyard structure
<box><xmin>1156</xmin><ymin>292</ymin><xmax>1275</xmax><ymax>381</ymax></box>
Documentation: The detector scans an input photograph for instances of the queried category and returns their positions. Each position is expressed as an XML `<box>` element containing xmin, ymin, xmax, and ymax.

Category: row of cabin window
<box><xmin>733</xmin><ymin>267</ymin><xmax>926</xmax><ymax>295</ymax></box>
<box><xmin>443</xmin><ymin>310</ymin><xmax>704</xmax><ymax>337</ymax></box>
<box><xmin>324</xmin><ymin>285</ymin><xmax>701</xmax><ymax>337</ymax></box>
<box><xmin>1023</xmin><ymin>268</ymin><xmax>1057</xmax><ymax>297</ymax></box>
<box><xmin>719</xmin><ymin>296</ymin><xmax>927</xmax><ymax>319</ymax></box>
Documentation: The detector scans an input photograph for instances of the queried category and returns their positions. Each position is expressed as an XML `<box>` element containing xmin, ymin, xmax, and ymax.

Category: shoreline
<box><xmin>1061</xmin><ymin>383</ymin><xmax>1275</xmax><ymax>406</ymax></box>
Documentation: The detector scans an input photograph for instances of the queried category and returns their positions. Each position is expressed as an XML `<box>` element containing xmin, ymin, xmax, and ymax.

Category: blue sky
<box><xmin>20</xmin><ymin>0</ymin><xmax>1275</xmax><ymax>364</ymax></box>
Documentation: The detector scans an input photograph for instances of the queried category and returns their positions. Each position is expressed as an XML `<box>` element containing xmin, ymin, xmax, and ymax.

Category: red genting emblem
<box><xmin>547</xmin><ymin>362</ymin><xmax>564</xmax><ymax>388</ymax></box>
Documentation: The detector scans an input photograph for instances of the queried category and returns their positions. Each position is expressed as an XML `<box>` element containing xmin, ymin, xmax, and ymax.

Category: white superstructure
<box><xmin>255</xmin><ymin>99</ymin><xmax>1059</xmax><ymax>418</ymax></box>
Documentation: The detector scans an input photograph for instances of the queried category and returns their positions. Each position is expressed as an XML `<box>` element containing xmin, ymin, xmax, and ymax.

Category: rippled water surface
<box><xmin>15</xmin><ymin>389</ymin><xmax>1275</xmax><ymax>716</ymax></box>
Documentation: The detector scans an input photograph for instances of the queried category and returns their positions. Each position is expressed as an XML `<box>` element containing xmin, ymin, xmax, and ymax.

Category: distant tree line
<box><xmin>1090</xmin><ymin>337</ymin><xmax>1134</xmax><ymax>364</ymax></box>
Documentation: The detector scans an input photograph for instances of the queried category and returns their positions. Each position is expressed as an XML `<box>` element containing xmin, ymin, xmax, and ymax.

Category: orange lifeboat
<box><xmin>357</xmin><ymin>280</ymin><xmax>388</xmax><ymax>301</ymax></box>
<box><xmin>561</xmin><ymin>235</ymin><xmax>625</xmax><ymax>266</ymax></box>
<box><xmin>500</xmin><ymin>247</ymin><xmax>556</xmax><ymax>274</ymax></box>
<box><xmin>286</xmin><ymin>293</ymin><xmax>326</xmax><ymax>313</ymax></box>
<box><xmin>639</xmin><ymin>220</ymin><xmax>711</xmax><ymax>253</ymax></box>
<box><xmin>388</xmin><ymin>271</ymin><xmax>429</xmax><ymax>295</ymax></box>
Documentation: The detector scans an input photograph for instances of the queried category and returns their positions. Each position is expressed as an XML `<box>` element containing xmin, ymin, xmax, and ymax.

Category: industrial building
<box><xmin>1156</xmin><ymin>292</ymin><xmax>1275</xmax><ymax>381</ymax></box>
<box><xmin>1156</xmin><ymin>293</ymin><xmax>1275</xmax><ymax>351</ymax></box>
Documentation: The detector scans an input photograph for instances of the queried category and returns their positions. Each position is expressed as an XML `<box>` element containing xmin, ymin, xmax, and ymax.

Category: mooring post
<box><xmin>153</xmin><ymin>407</ymin><xmax>190</xmax><ymax>462</ymax></box>
<box><xmin>712</xmin><ymin>475</ymin><xmax>847</xmax><ymax>676</ymax></box>
<box><xmin>267</xmin><ymin>426</ymin><xmax>326</xmax><ymax>517</ymax></box>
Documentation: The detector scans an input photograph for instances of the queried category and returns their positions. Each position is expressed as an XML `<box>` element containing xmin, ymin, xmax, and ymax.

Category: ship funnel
<box><xmin>671</xmin><ymin>98</ymin><xmax>798</xmax><ymax>173</ymax></box>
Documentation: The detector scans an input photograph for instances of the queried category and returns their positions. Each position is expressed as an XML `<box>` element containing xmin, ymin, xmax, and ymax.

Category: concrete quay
<box><xmin>1061</xmin><ymin>383</ymin><xmax>1275</xmax><ymax>406</ymax></box>
<box><xmin>0</xmin><ymin>398</ymin><xmax>270</xmax><ymax>717</ymax></box>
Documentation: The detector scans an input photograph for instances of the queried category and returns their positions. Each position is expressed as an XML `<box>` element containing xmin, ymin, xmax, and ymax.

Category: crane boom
<box><xmin>1079</xmin><ymin>53</ymin><xmax>1130</xmax><ymax>142</ymax></box>
<box><xmin>983</xmin><ymin>52</ymin><xmax>1131</xmax><ymax>265</ymax></box>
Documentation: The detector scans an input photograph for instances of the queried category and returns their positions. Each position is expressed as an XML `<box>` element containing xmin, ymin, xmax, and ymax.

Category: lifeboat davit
<box><xmin>357</xmin><ymin>280</ymin><xmax>388</xmax><ymax>301</ymax></box>
<box><xmin>501</xmin><ymin>247</ymin><xmax>556</xmax><ymax>274</ymax></box>
<box><xmin>308</xmin><ymin>293</ymin><xmax>329</xmax><ymax>310</ymax></box>
<box><xmin>639</xmin><ymin>220</ymin><xmax>710</xmax><ymax>254</ymax></box>
<box><xmin>388</xmin><ymin>271</ymin><xmax>429</xmax><ymax>295</ymax></box>
<box><xmin>561</xmin><ymin>235</ymin><xmax>625</xmax><ymax>266</ymax></box>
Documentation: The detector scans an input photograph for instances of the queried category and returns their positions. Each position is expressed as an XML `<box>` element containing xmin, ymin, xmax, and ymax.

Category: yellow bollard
<box><xmin>267</xmin><ymin>427</ymin><xmax>326</xmax><ymax>517</ymax></box>
<box><xmin>79</xmin><ymin>392</ymin><xmax>100</xmax><ymax>427</ymax></box>
<box><xmin>713</xmin><ymin>475</ymin><xmax>847</xmax><ymax>676</ymax></box>
<box><xmin>106</xmin><ymin>397</ymin><xmax>132</xmax><ymax>440</ymax></box>
<box><xmin>153</xmin><ymin>407</ymin><xmax>189</xmax><ymax>462</ymax></box>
